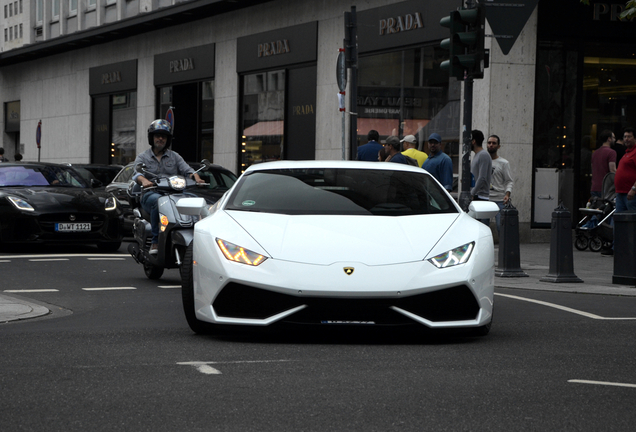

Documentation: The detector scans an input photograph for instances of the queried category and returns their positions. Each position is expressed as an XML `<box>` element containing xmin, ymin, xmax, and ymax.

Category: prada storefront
<box><xmin>355</xmin><ymin>0</ymin><xmax>461</xmax><ymax>168</ymax></box>
<box><xmin>90</xmin><ymin>60</ymin><xmax>138</xmax><ymax>166</ymax></box>
<box><xmin>237</xmin><ymin>22</ymin><xmax>318</xmax><ymax>173</ymax></box>
<box><xmin>533</xmin><ymin>0</ymin><xmax>636</xmax><ymax>226</ymax></box>
<box><xmin>154</xmin><ymin>44</ymin><xmax>216</xmax><ymax>163</ymax></box>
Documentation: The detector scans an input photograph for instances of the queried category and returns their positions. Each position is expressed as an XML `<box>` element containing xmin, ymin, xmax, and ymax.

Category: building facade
<box><xmin>1</xmin><ymin>0</ymin><xmax>634</xmax><ymax>241</ymax></box>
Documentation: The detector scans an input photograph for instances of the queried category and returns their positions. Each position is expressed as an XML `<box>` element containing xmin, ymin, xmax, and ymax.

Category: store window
<box><xmin>357</xmin><ymin>45</ymin><xmax>459</xmax><ymax>167</ymax></box>
<box><xmin>240</xmin><ymin>70</ymin><xmax>285</xmax><ymax>172</ymax></box>
<box><xmin>111</xmin><ymin>92</ymin><xmax>137</xmax><ymax>165</ymax></box>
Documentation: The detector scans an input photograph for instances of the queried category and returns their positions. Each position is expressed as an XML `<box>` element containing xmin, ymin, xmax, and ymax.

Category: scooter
<box><xmin>127</xmin><ymin>161</ymin><xmax>211</xmax><ymax>279</ymax></box>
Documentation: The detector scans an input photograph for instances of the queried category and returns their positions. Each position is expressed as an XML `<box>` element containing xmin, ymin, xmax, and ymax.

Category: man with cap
<box><xmin>383</xmin><ymin>136</ymin><xmax>409</xmax><ymax>164</ymax></box>
<box><xmin>400</xmin><ymin>134</ymin><xmax>428</xmax><ymax>167</ymax></box>
<box><xmin>422</xmin><ymin>133</ymin><xmax>453</xmax><ymax>192</ymax></box>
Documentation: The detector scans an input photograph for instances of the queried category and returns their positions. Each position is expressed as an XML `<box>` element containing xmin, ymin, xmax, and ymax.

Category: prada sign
<box><xmin>89</xmin><ymin>60</ymin><xmax>137</xmax><ymax>95</ymax></box>
<box><xmin>154</xmin><ymin>44</ymin><xmax>215</xmax><ymax>86</ymax></box>
<box><xmin>237</xmin><ymin>22</ymin><xmax>317</xmax><ymax>73</ymax></box>
<box><xmin>357</xmin><ymin>0</ymin><xmax>449</xmax><ymax>54</ymax></box>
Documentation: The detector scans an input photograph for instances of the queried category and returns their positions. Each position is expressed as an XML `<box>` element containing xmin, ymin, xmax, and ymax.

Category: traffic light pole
<box><xmin>460</xmin><ymin>77</ymin><xmax>473</xmax><ymax>212</ymax></box>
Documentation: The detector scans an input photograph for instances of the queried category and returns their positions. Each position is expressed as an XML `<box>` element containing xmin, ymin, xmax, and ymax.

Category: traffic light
<box><xmin>440</xmin><ymin>5</ymin><xmax>487</xmax><ymax>80</ymax></box>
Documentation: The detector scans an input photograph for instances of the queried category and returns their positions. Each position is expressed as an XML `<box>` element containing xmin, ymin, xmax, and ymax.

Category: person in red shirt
<box><xmin>614</xmin><ymin>127</ymin><xmax>636</xmax><ymax>212</ymax></box>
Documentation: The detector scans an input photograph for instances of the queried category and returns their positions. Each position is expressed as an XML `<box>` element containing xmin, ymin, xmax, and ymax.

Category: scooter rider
<box><xmin>133</xmin><ymin>119</ymin><xmax>204</xmax><ymax>255</ymax></box>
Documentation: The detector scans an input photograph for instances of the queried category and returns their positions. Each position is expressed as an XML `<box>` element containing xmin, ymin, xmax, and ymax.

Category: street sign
<box><xmin>336</xmin><ymin>49</ymin><xmax>347</xmax><ymax>92</ymax></box>
<box><xmin>166</xmin><ymin>107</ymin><xmax>175</xmax><ymax>131</ymax></box>
<box><xmin>483</xmin><ymin>0</ymin><xmax>540</xmax><ymax>56</ymax></box>
<box><xmin>36</xmin><ymin>120</ymin><xmax>41</xmax><ymax>149</ymax></box>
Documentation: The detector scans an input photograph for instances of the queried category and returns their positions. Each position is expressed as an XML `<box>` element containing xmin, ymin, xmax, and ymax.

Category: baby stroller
<box><xmin>575</xmin><ymin>172</ymin><xmax>615</xmax><ymax>252</ymax></box>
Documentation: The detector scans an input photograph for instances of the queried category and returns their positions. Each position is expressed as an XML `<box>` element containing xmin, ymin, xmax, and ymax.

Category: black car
<box><xmin>105</xmin><ymin>161</ymin><xmax>238</xmax><ymax>234</ymax></box>
<box><xmin>70</xmin><ymin>163</ymin><xmax>124</xmax><ymax>188</ymax></box>
<box><xmin>0</xmin><ymin>163</ymin><xmax>123</xmax><ymax>251</ymax></box>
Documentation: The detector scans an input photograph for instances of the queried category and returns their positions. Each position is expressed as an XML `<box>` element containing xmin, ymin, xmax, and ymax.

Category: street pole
<box><xmin>460</xmin><ymin>77</ymin><xmax>473</xmax><ymax>212</ymax></box>
<box><xmin>346</xmin><ymin>6</ymin><xmax>358</xmax><ymax>161</ymax></box>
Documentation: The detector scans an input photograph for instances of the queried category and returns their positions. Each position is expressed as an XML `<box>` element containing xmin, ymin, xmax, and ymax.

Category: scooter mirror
<box><xmin>135</xmin><ymin>163</ymin><xmax>146</xmax><ymax>173</ymax></box>
<box><xmin>200</xmin><ymin>159</ymin><xmax>213</xmax><ymax>168</ymax></box>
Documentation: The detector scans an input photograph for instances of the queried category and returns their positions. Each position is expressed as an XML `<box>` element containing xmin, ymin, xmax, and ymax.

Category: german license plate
<box><xmin>55</xmin><ymin>223</ymin><xmax>91</xmax><ymax>232</ymax></box>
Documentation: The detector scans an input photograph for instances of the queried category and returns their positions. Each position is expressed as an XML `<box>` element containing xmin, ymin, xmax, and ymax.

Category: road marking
<box><xmin>3</xmin><ymin>289</ymin><xmax>59</xmax><ymax>293</ymax></box>
<box><xmin>495</xmin><ymin>293</ymin><xmax>636</xmax><ymax>320</ymax></box>
<box><xmin>569</xmin><ymin>379</ymin><xmax>636</xmax><ymax>389</ymax></box>
<box><xmin>81</xmin><ymin>287</ymin><xmax>137</xmax><ymax>291</ymax></box>
<box><xmin>87</xmin><ymin>258</ymin><xmax>127</xmax><ymax>261</ymax></box>
<box><xmin>0</xmin><ymin>260</ymin><xmax>10</xmax><ymax>263</ymax></box>
<box><xmin>158</xmin><ymin>285</ymin><xmax>181</xmax><ymax>289</ymax></box>
<box><xmin>0</xmin><ymin>254</ymin><xmax>129</xmax><ymax>259</ymax></box>
<box><xmin>28</xmin><ymin>258</ymin><xmax>70</xmax><ymax>262</ymax></box>
<box><xmin>177</xmin><ymin>359</ymin><xmax>292</xmax><ymax>375</ymax></box>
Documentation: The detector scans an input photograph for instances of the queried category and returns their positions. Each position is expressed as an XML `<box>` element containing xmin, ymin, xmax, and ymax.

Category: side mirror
<box><xmin>90</xmin><ymin>178</ymin><xmax>103</xmax><ymax>188</ymax></box>
<box><xmin>467</xmin><ymin>201</ymin><xmax>500</xmax><ymax>220</ymax></box>
<box><xmin>135</xmin><ymin>163</ymin><xmax>146</xmax><ymax>174</ymax></box>
<box><xmin>176</xmin><ymin>197</ymin><xmax>209</xmax><ymax>218</ymax></box>
<box><xmin>200</xmin><ymin>159</ymin><xmax>213</xmax><ymax>168</ymax></box>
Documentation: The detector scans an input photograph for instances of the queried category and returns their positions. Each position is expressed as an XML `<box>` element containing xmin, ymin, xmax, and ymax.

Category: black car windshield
<box><xmin>0</xmin><ymin>165</ymin><xmax>88</xmax><ymax>188</ymax></box>
<box><xmin>225</xmin><ymin>168</ymin><xmax>458</xmax><ymax>216</ymax></box>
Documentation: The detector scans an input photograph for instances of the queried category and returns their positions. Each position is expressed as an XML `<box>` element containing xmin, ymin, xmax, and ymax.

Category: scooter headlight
<box><xmin>169</xmin><ymin>176</ymin><xmax>186</xmax><ymax>190</ymax></box>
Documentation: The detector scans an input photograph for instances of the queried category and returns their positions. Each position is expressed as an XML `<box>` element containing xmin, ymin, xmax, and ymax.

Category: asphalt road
<box><xmin>1</xmin><ymin>242</ymin><xmax>636</xmax><ymax>432</ymax></box>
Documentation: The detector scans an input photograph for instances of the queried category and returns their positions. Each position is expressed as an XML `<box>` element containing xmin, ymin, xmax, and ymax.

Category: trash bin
<box><xmin>613</xmin><ymin>211</ymin><xmax>636</xmax><ymax>286</ymax></box>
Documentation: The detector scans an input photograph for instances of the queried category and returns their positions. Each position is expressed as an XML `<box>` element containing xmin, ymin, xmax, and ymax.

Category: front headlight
<box><xmin>7</xmin><ymin>196</ymin><xmax>35</xmax><ymax>212</ymax></box>
<box><xmin>428</xmin><ymin>242</ymin><xmax>474</xmax><ymax>269</ymax></box>
<box><xmin>216</xmin><ymin>238</ymin><xmax>267</xmax><ymax>266</ymax></box>
<box><xmin>105</xmin><ymin>196</ymin><xmax>118</xmax><ymax>211</ymax></box>
<box><xmin>169</xmin><ymin>176</ymin><xmax>186</xmax><ymax>190</ymax></box>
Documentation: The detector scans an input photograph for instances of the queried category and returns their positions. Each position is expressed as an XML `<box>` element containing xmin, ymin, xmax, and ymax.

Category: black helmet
<box><xmin>147</xmin><ymin>119</ymin><xmax>173</xmax><ymax>147</ymax></box>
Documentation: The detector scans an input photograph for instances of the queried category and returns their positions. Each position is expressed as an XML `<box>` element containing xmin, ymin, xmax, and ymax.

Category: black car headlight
<box><xmin>428</xmin><ymin>242</ymin><xmax>474</xmax><ymax>269</ymax></box>
<box><xmin>105</xmin><ymin>197</ymin><xmax>118</xmax><ymax>211</ymax></box>
<box><xmin>216</xmin><ymin>238</ymin><xmax>267</xmax><ymax>266</ymax></box>
<box><xmin>7</xmin><ymin>196</ymin><xmax>35</xmax><ymax>212</ymax></box>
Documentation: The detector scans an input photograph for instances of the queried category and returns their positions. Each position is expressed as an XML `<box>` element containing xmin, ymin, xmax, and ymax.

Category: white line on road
<box><xmin>177</xmin><ymin>360</ymin><xmax>293</xmax><ymax>375</ymax></box>
<box><xmin>0</xmin><ymin>254</ymin><xmax>129</xmax><ymax>259</ymax></box>
<box><xmin>28</xmin><ymin>258</ymin><xmax>70</xmax><ymax>262</ymax></box>
<box><xmin>3</xmin><ymin>289</ymin><xmax>59</xmax><ymax>293</ymax></box>
<box><xmin>158</xmin><ymin>285</ymin><xmax>181</xmax><ymax>289</ymax></box>
<box><xmin>87</xmin><ymin>258</ymin><xmax>127</xmax><ymax>261</ymax></box>
<box><xmin>81</xmin><ymin>287</ymin><xmax>137</xmax><ymax>291</ymax></box>
<box><xmin>569</xmin><ymin>379</ymin><xmax>636</xmax><ymax>389</ymax></box>
<box><xmin>495</xmin><ymin>293</ymin><xmax>636</xmax><ymax>320</ymax></box>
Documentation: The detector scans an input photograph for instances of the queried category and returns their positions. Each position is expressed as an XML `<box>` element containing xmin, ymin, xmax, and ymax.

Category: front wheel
<box><xmin>181</xmin><ymin>243</ymin><xmax>216</xmax><ymax>334</ymax></box>
<box><xmin>589</xmin><ymin>236</ymin><xmax>603</xmax><ymax>252</ymax></box>
<box><xmin>144</xmin><ymin>261</ymin><xmax>164</xmax><ymax>279</ymax></box>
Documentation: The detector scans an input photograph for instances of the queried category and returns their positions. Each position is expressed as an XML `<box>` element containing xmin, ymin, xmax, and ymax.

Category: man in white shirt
<box><xmin>487</xmin><ymin>134</ymin><xmax>514</xmax><ymax>233</ymax></box>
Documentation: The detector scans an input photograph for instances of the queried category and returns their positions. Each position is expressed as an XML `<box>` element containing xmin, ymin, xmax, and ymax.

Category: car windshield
<box><xmin>225</xmin><ymin>168</ymin><xmax>458</xmax><ymax>216</ymax></box>
<box><xmin>0</xmin><ymin>165</ymin><xmax>88</xmax><ymax>188</ymax></box>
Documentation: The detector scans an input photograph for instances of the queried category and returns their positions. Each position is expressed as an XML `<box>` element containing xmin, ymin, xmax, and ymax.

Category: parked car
<box><xmin>0</xmin><ymin>162</ymin><xmax>123</xmax><ymax>251</ymax></box>
<box><xmin>69</xmin><ymin>163</ymin><xmax>124</xmax><ymax>188</ymax></box>
<box><xmin>177</xmin><ymin>160</ymin><xmax>500</xmax><ymax>336</ymax></box>
<box><xmin>105</xmin><ymin>161</ymin><xmax>238</xmax><ymax>234</ymax></box>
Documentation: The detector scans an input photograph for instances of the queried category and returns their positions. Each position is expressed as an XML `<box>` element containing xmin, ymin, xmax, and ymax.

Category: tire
<box><xmin>181</xmin><ymin>243</ymin><xmax>216</xmax><ymax>334</ymax></box>
<box><xmin>97</xmin><ymin>241</ymin><xmax>122</xmax><ymax>253</ymax></box>
<box><xmin>144</xmin><ymin>261</ymin><xmax>164</xmax><ymax>279</ymax></box>
<box><xmin>589</xmin><ymin>236</ymin><xmax>603</xmax><ymax>252</ymax></box>
<box><xmin>574</xmin><ymin>235</ymin><xmax>589</xmax><ymax>251</ymax></box>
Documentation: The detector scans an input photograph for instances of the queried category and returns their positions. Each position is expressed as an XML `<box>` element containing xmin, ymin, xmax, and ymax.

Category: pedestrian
<box><xmin>0</xmin><ymin>147</ymin><xmax>7</xmax><ymax>162</ymax></box>
<box><xmin>356</xmin><ymin>130</ymin><xmax>384</xmax><ymax>162</ymax></box>
<box><xmin>422</xmin><ymin>133</ymin><xmax>453</xmax><ymax>192</ymax></box>
<box><xmin>133</xmin><ymin>119</ymin><xmax>205</xmax><ymax>255</ymax></box>
<box><xmin>614</xmin><ymin>127</ymin><xmax>636</xmax><ymax>213</ymax></box>
<box><xmin>400</xmin><ymin>134</ymin><xmax>427</xmax><ymax>167</ymax></box>
<box><xmin>470</xmin><ymin>129</ymin><xmax>491</xmax><ymax>225</ymax></box>
<box><xmin>383</xmin><ymin>136</ymin><xmax>409</xmax><ymax>164</ymax></box>
<box><xmin>487</xmin><ymin>134</ymin><xmax>514</xmax><ymax>233</ymax></box>
<box><xmin>14</xmin><ymin>153</ymin><xmax>23</xmax><ymax>162</ymax></box>
<box><xmin>590</xmin><ymin>130</ymin><xmax>616</xmax><ymax>199</ymax></box>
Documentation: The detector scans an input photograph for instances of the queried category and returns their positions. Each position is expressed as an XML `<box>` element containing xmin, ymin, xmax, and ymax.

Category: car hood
<box><xmin>1</xmin><ymin>187</ymin><xmax>108</xmax><ymax>212</ymax></box>
<box><xmin>226</xmin><ymin>211</ymin><xmax>463</xmax><ymax>266</ymax></box>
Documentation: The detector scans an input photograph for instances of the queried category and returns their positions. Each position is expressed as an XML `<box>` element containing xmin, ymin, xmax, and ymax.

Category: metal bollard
<box><xmin>495</xmin><ymin>203</ymin><xmax>528</xmax><ymax>277</ymax></box>
<box><xmin>612</xmin><ymin>211</ymin><xmax>636</xmax><ymax>285</ymax></box>
<box><xmin>540</xmin><ymin>204</ymin><xmax>583</xmax><ymax>283</ymax></box>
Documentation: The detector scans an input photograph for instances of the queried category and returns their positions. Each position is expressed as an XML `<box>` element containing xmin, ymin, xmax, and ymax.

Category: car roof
<box><xmin>243</xmin><ymin>160</ymin><xmax>429</xmax><ymax>174</ymax></box>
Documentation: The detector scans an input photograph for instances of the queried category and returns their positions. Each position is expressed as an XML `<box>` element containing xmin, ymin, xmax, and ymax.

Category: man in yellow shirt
<box><xmin>401</xmin><ymin>135</ymin><xmax>428</xmax><ymax>167</ymax></box>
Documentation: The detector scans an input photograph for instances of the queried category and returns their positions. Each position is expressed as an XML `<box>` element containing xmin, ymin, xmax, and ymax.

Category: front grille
<box><xmin>213</xmin><ymin>283</ymin><xmax>480</xmax><ymax>325</ymax></box>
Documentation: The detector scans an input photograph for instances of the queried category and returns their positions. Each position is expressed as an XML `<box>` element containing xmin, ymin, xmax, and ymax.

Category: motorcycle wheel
<box><xmin>589</xmin><ymin>237</ymin><xmax>603</xmax><ymax>252</ymax></box>
<box><xmin>574</xmin><ymin>235</ymin><xmax>589</xmax><ymax>251</ymax></box>
<box><xmin>144</xmin><ymin>261</ymin><xmax>164</xmax><ymax>279</ymax></box>
<box><xmin>181</xmin><ymin>243</ymin><xmax>216</xmax><ymax>334</ymax></box>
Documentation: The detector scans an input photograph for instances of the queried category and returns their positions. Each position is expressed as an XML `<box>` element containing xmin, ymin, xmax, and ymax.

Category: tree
<box><xmin>580</xmin><ymin>0</ymin><xmax>636</xmax><ymax>19</ymax></box>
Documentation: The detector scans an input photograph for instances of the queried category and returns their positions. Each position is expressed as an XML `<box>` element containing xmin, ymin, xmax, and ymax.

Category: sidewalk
<box><xmin>1</xmin><ymin>242</ymin><xmax>634</xmax><ymax>324</ymax></box>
